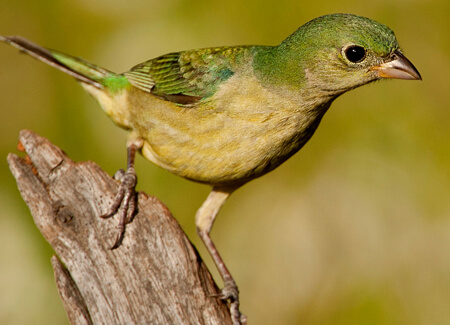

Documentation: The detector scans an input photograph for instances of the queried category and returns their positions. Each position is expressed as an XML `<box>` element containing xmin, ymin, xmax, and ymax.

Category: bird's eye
<box><xmin>344</xmin><ymin>45</ymin><xmax>366</xmax><ymax>63</ymax></box>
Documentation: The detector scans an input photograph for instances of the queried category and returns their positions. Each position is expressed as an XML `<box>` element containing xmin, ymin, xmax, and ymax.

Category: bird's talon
<box><xmin>113</xmin><ymin>168</ymin><xmax>125</xmax><ymax>181</ymax></box>
<box><xmin>210</xmin><ymin>288</ymin><xmax>237</xmax><ymax>301</ymax></box>
<box><xmin>110</xmin><ymin>229</ymin><xmax>125</xmax><ymax>250</ymax></box>
<box><xmin>211</xmin><ymin>282</ymin><xmax>244</xmax><ymax>325</ymax></box>
<box><xmin>100</xmin><ymin>167</ymin><xmax>138</xmax><ymax>248</ymax></box>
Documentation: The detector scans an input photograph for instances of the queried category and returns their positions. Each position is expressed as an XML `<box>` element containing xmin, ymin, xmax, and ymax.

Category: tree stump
<box><xmin>7</xmin><ymin>130</ymin><xmax>232</xmax><ymax>325</ymax></box>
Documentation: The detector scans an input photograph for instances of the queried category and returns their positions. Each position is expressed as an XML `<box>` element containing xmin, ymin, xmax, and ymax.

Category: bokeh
<box><xmin>0</xmin><ymin>1</ymin><xmax>449</xmax><ymax>324</ymax></box>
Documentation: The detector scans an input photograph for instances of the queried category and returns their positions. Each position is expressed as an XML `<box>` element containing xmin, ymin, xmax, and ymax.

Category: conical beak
<box><xmin>372</xmin><ymin>50</ymin><xmax>422</xmax><ymax>80</ymax></box>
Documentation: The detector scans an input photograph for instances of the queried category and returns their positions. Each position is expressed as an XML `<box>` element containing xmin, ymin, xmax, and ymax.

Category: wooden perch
<box><xmin>8</xmin><ymin>130</ymin><xmax>233</xmax><ymax>325</ymax></box>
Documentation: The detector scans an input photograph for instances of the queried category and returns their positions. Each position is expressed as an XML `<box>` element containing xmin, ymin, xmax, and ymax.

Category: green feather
<box><xmin>253</xmin><ymin>13</ymin><xmax>399</xmax><ymax>95</ymax></box>
<box><xmin>124</xmin><ymin>47</ymin><xmax>251</xmax><ymax>105</ymax></box>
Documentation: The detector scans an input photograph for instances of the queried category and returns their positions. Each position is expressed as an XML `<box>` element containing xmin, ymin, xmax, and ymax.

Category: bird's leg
<box><xmin>196</xmin><ymin>187</ymin><xmax>246</xmax><ymax>325</ymax></box>
<box><xmin>101</xmin><ymin>133</ymin><xmax>144</xmax><ymax>249</ymax></box>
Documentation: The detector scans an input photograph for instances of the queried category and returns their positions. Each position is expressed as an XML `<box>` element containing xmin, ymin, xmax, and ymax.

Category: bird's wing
<box><xmin>124</xmin><ymin>47</ymin><xmax>248</xmax><ymax>106</ymax></box>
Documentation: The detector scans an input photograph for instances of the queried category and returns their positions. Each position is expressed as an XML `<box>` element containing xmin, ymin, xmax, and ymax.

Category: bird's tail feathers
<box><xmin>0</xmin><ymin>35</ymin><xmax>113</xmax><ymax>89</ymax></box>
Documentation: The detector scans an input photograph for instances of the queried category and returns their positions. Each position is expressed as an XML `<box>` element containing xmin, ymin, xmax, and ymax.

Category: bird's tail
<box><xmin>1</xmin><ymin>35</ymin><xmax>114</xmax><ymax>89</ymax></box>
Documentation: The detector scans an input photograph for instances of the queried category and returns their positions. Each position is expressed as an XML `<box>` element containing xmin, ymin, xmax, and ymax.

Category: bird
<box><xmin>1</xmin><ymin>13</ymin><xmax>421</xmax><ymax>324</ymax></box>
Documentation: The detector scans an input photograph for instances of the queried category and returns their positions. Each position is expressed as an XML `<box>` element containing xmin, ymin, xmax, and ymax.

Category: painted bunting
<box><xmin>1</xmin><ymin>13</ymin><xmax>421</xmax><ymax>324</ymax></box>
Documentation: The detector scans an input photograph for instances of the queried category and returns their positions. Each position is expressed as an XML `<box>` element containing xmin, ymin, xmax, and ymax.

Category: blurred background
<box><xmin>0</xmin><ymin>0</ymin><xmax>449</xmax><ymax>324</ymax></box>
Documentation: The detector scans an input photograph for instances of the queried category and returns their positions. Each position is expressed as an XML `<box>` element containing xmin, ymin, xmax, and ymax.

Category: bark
<box><xmin>8</xmin><ymin>130</ymin><xmax>232</xmax><ymax>325</ymax></box>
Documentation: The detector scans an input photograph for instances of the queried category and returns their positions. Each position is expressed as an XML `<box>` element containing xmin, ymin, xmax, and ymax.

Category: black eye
<box><xmin>344</xmin><ymin>45</ymin><xmax>366</xmax><ymax>63</ymax></box>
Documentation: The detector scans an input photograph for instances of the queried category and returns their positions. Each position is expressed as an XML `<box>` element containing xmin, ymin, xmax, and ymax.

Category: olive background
<box><xmin>0</xmin><ymin>1</ymin><xmax>449</xmax><ymax>324</ymax></box>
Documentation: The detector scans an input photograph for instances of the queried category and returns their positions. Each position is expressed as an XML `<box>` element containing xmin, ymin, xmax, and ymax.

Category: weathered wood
<box><xmin>8</xmin><ymin>130</ymin><xmax>232</xmax><ymax>325</ymax></box>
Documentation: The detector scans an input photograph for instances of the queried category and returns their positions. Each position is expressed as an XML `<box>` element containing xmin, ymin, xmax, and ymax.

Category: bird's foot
<box><xmin>212</xmin><ymin>280</ymin><xmax>247</xmax><ymax>325</ymax></box>
<box><xmin>100</xmin><ymin>167</ymin><xmax>138</xmax><ymax>249</ymax></box>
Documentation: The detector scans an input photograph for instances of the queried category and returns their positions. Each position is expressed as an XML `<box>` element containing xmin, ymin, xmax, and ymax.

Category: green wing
<box><xmin>124</xmin><ymin>46</ymin><xmax>249</xmax><ymax>105</ymax></box>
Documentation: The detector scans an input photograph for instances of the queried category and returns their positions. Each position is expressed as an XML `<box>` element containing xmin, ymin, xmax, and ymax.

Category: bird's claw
<box><xmin>211</xmin><ymin>281</ymin><xmax>246</xmax><ymax>325</ymax></box>
<box><xmin>212</xmin><ymin>282</ymin><xmax>239</xmax><ymax>301</ymax></box>
<box><xmin>100</xmin><ymin>167</ymin><xmax>138</xmax><ymax>249</ymax></box>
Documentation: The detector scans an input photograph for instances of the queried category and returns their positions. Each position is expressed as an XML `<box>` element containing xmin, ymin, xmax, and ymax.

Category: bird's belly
<box><xmin>128</xmin><ymin>83</ymin><xmax>327</xmax><ymax>186</ymax></box>
<box><xmin>140</xmin><ymin>128</ymin><xmax>292</xmax><ymax>186</ymax></box>
<box><xmin>137</xmin><ymin>106</ymin><xmax>323</xmax><ymax>187</ymax></box>
<box><xmin>140</xmin><ymin>127</ymin><xmax>285</xmax><ymax>186</ymax></box>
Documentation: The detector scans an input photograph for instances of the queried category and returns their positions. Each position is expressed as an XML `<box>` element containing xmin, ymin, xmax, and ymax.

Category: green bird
<box><xmin>1</xmin><ymin>13</ymin><xmax>421</xmax><ymax>324</ymax></box>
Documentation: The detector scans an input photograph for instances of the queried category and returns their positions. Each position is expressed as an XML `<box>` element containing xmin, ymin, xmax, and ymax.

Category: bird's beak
<box><xmin>372</xmin><ymin>50</ymin><xmax>422</xmax><ymax>80</ymax></box>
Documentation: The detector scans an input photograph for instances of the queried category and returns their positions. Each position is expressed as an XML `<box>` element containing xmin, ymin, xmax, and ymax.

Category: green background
<box><xmin>0</xmin><ymin>1</ymin><xmax>449</xmax><ymax>324</ymax></box>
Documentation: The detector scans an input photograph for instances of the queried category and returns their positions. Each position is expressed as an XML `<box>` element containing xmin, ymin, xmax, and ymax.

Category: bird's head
<box><xmin>254</xmin><ymin>13</ymin><xmax>421</xmax><ymax>100</ymax></box>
